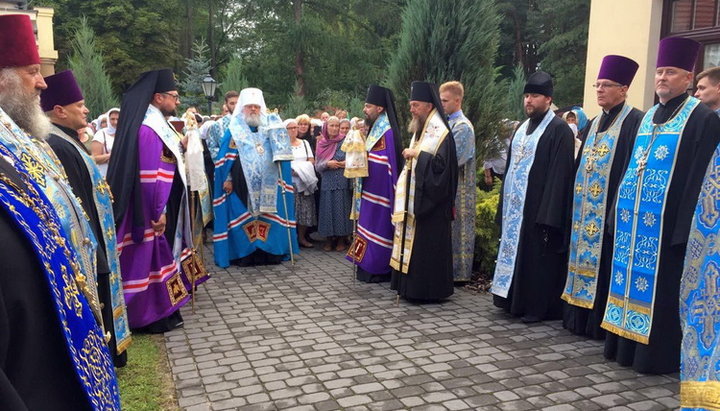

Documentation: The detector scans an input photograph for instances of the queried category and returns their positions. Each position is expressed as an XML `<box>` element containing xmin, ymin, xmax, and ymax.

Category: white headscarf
<box><xmin>104</xmin><ymin>107</ymin><xmax>120</xmax><ymax>135</ymax></box>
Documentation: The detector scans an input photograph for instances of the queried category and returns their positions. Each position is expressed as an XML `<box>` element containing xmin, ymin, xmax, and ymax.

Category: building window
<box><xmin>705</xmin><ymin>43</ymin><xmax>720</xmax><ymax>68</ymax></box>
<box><xmin>670</xmin><ymin>0</ymin><xmax>719</xmax><ymax>33</ymax></box>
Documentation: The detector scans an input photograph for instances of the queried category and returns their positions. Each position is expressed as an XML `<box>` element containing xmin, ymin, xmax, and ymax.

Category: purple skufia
<box><xmin>40</xmin><ymin>70</ymin><xmax>84</xmax><ymax>112</ymax></box>
<box><xmin>656</xmin><ymin>37</ymin><xmax>701</xmax><ymax>71</ymax></box>
<box><xmin>597</xmin><ymin>55</ymin><xmax>639</xmax><ymax>86</ymax></box>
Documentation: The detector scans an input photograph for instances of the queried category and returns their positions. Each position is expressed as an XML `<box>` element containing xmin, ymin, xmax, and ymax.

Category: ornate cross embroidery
<box><xmin>691</xmin><ymin>262</ymin><xmax>720</xmax><ymax>349</ymax></box>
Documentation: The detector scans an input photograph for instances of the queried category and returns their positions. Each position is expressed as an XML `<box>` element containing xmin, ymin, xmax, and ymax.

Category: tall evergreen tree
<box><xmin>67</xmin><ymin>17</ymin><xmax>119</xmax><ymax>118</ymax></box>
<box><xmin>220</xmin><ymin>56</ymin><xmax>249</xmax><ymax>95</ymax></box>
<box><xmin>386</xmin><ymin>0</ymin><xmax>504</xmax><ymax>162</ymax></box>
<box><xmin>506</xmin><ymin>64</ymin><xmax>526</xmax><ymax>121</ymax></box>
<box><xmin>530</xmin><ymin>0</ymin><xmax>590</xmax><ymax>106</ymax></box>
<box><xmin>179</xmin><ymin>39</ymin><xmax>213</xmax><ymax>109</ymax></box>
<box><xmin>35</xmin><ymin>0</ymin><xmax>183</xmax><ymax>92</ymax></box>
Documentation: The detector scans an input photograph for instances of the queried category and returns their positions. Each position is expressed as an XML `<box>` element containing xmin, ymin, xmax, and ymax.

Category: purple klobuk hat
<box><xmin>40</xmin><ymin>70</ymin><xmax>84</xmax><ymax>112</ymax></box>
<box><xmin>656</xmin><ymin>37</ymin><xmax>700</xmax><ymax>71</ymax></box>
<box><xmin>597</xmin><ymin>55</ymin><xmax>639</xmax><ymax>86</ymax></box>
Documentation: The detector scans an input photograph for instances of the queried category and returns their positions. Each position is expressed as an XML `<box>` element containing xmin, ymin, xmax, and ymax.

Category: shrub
<box><xmin>474</xmin><ymin>179</ymin><xmax>501</xmax><ymax>281</ymax></box>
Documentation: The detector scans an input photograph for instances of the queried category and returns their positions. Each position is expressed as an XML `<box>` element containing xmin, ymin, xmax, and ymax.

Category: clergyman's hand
<box><xmin>223</xmin><ymin>181</ymin><xmax>233</xmax><ymax>194</ymax></box>
<box><xmin>151</xmin><ymin>213</ymin><xmax>167</xmax><ymax>236</ymax></box>
<box><xmin>402</xmin><ymin>148</ymin><xmax>418</xmax><ymax>160</ymax></box>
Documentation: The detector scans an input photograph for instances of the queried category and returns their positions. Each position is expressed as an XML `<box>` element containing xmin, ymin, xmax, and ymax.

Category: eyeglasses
<box><xmin>287</xmin><ymin>126</ymin><xmax>299</xmax><ymax>130</ymax></box>
<box><xmin>592</xmin><ymin>82</ymin><xmax>623</xmax><ymax>89</ymax></box>
<box><xmin>161</xmin><ymin>92</ymin><xmax>180</xmax><ymax>101</ymax></box>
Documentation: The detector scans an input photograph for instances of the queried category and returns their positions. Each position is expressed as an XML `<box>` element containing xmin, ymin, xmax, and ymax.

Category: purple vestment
<box><xmin>116</xmin><ymin>125</ymin><xmax>191</xmax><ymax>328</ymax></box>
<box><xmin>347</xmin><ymin>128</ymin><xmax>400</xmax><ymax>274</ymax></box>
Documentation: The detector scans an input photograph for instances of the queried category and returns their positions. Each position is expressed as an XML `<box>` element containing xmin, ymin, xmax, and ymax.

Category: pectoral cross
<box><xmin>585</xmin><ymin>159</ymin><xmax>595</xmax><ymax>172</ymax></box>
<box><xmin>514</xmin><ymin>144</ymin><xmax>528</xmax><ymax>166</ymax></box>
<box><xmin>636</xmin><ymin>157</ymin><xmax>648</xmax><ymax>175</ymax></box>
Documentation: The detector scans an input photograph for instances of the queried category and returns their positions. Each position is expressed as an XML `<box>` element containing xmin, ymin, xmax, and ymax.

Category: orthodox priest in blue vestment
<box><xmin>213</xmin><ymin>88</ymin><xmax>299</xmax><ymax>267</ymax></box>
<box><xmin>0</xmin><ymin>14</ymin><xmax>121</xmax><ymax>409</ymax></box>
<box><xmin>602</xmin><ymin>37</ymin><xmax>720</xmax><ymax>374</ymax></box>
<box><xmin>42</xmin><ymin>69</ymin><xmax>132</xmax><ymax>367</ymax></box>
<box><xmin>492</xmin><ymin>72</ymin><xmax>576</xmax><ymax>323</ymax></box>
<box><xmin>561</xmin><ymin>55</ymin><xmax>644</xmax><ymax>340</ymax></box>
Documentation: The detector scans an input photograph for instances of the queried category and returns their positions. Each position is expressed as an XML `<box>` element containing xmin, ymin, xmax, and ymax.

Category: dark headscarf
<box><xmin>107</xmin><ymin>69</ymin><xmax>175</xmax><ymax>235</ymax></box>
<box><xmin>315</xmin><ymin>120</ymin><xmax>345</xmax><ymax>166</ymax></box>
<box><xmin>366</xmin><ymin>84</ymin><xmax>405</xmax><ymax>170</ymax></box>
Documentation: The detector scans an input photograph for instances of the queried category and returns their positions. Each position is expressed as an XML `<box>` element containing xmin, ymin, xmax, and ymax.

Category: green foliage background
<box><xmin>474</xmin><ymin>182</ymin><xmax>501</xmax><ymax>279</ymax></box>
<box><xmin>66</xmin><ymin>18</ymin><xmax>119</xmax><ymax>119</ymax></box>
<box><xmin>33</xmin><ymin>0</ymin><xmax>590</xmax><ymax>115</ymax></box>
<box><xmin>386</xmin><ymin>0</ymin><xmax>505</xmax><ymax>162</ymax></box>
<box><xmin>29</xmin><ymin>0</ymin><xmax>591</xmax><ymax>278</ymax></box>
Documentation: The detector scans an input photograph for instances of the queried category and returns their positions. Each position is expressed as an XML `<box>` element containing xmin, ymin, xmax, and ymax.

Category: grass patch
<box><xmin>116</xmin><ymin>334</ymin><xmax>179</xmax><ymax>411</ymax></box>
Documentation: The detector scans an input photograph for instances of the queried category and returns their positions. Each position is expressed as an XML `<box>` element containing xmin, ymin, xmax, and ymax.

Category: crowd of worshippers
<box><xmin>1</xmin><ymin>10</ymin><xmax>720</xmax><ymax>409</ymax></box>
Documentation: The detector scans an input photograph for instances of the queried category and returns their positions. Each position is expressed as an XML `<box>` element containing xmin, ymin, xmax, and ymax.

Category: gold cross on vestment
<box><xmin>595</xmin><ymin>144</ymin><xmax>610</xmax><ymax>157</ymax></box>
<box><xmin>589</xmin><ymin>183</ymin><xmax>603</xmax><ymax>198</ymax></box>
<box><xmin>585</xmin><ymin>222</ymin><xmax>600</xmax><ymax>237</ymax></box>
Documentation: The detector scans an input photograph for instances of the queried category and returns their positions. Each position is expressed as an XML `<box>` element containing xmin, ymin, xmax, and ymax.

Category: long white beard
<box><xmin>0</xmin><ymin>68</ymin><xmax>51</xmax><ymax>139</ymax></box>
<box><xmin>245</xmin><ymin>113</ymin><xmax>261</xmax><ymax>128</ymax></box>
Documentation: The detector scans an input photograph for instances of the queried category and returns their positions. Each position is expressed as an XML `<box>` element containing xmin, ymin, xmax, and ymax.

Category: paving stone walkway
<box><xmin>166</xmin><ymin>246</ymin><xmax>680</xmax><ymax>411</ymax></box>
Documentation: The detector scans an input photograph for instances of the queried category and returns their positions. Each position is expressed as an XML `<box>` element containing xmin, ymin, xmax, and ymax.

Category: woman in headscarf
<box><xmin>316</xmin><ymin>116</ymin><xmax>352</xmax><ymax>251</ymax></box>
<box><xmin>562</xmin><ymin>111</ymin><xmax>582</xmax><ymax>159</ymax></box>
<box><xmin>287</xmin><ymin>118</ymin><xmax>318</xmax><ymax>248</ymax></box>
<box><xmin>571</xmin><ymin>106</ymin><xmax>589</xmax><ymax>136</ymax></box>
<box><xmin>91</xmin><ymin>107</ymin><xmax>120</xmax><ymax>177</ymax></box>
<box><xmin>339</xmin><ymin>118</ymin><xmax>351</xmax><ymax>136</ymax></box>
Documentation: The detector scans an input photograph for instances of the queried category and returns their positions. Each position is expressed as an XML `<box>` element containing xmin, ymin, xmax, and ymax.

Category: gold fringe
<box><xmin>600</xmin><ymin>321</ymin><xmax>650</xmax><ymax>345</ymax></box>
<box><xmin>560</xmin><ymin>293</ymin><xmax>594</xmax><ymax>309</ymax></box>
<box><xmin>681</xmin><ymin>381</ymin><xmax>720</xmax><ymax>410</ymax></box>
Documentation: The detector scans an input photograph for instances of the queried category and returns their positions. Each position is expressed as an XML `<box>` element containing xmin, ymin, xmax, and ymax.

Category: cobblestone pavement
<box><xmin>166</xmin><ymin>246</ymin><xmax>680</xmax><ymax>411</ymax></box>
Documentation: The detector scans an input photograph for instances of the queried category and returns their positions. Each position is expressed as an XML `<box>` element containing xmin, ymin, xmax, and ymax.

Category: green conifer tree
<box><xmin>179</xmin><ymin>39</ymin><xmax>213</xmax><ymax>109</ymax></box>
<box><xmin>385</xmin><ymin>0</ymin><xmax>505</xmax><ymax>162</ymax></box>
<box><xmin>283</xmin><ymin>82</ymin><xmax>310</xmax><ymax>119</ymax></box>
<box><xmin>507</xmin><ymin>64</ymin><xmax>526</xmax><ymax>121</ymax></box>
<box><xmin>67</xmin><ymin>17</ymin><xmax>119</xmax><ymax>119</ymax></box>
<box><xmin>220</xmin><ymin>56</ymin><xmax>249</xmax><ymax>96</ymax></box>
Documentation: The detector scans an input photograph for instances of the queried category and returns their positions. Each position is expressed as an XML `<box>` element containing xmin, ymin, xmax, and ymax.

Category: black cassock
<box><xmin>391</xmin><ymin>128</ymin><xmax>458</xmax><ymax>301</ymax></box>
<box><xmin>493</xmin><ymin>113</ymin><xmax>576</xmax><ymax>321</ymax></box>
<box><xmin>563</xmin><ymin>103</ymin><xmax>644</xmax><ymax>339</ymax></box>
<box><xmin>603</xmin><ymin>94</ymin><xmax>720</xmax><ymax>374</ymax></box>
<box><xmin>47</xmin><ymin>125</ymin><xmax>127</xmax><ymax>366</ymax></box>
<box><xmin>0</xmin><ymin>157</ymin><xmax>91</xmax><ymax>410</ymax></box>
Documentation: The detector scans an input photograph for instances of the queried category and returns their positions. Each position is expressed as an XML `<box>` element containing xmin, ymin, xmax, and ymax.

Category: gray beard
<box><xmin>407</xmin><ymin>116</ymin><xmax>424</xmax><ymax>134</ymax></box>
<box><xmin>0</xmin><ymin>69</ymin><xmax>51</xmax><ymax>139</ymax></box>
<box><xmin>245</xmin><ymin>113</ymin><xmax>261</xmax><ymax>128</ymax></box>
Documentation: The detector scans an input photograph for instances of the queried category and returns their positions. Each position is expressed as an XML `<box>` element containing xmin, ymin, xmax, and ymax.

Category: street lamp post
<box><xmin>201</xmin><ymin>74</ymin><xmax>217</xmax><ymax>115</ymax></box>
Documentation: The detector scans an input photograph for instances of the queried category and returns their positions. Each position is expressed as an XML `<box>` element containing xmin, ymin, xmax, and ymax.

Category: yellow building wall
<box><xmin>35</xmin><ymin>7</ymin><xmax>58</xmax><ymax>76</ymax></box>
<box><xmin>583</xmin><ymin>0</ymin><xmax>664</xmax><ymax>118</ymax></box>
<box><xmin>0</xmin><ymin>6</ymin><xmax>57</xmax><ymax>75</ymax></box>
